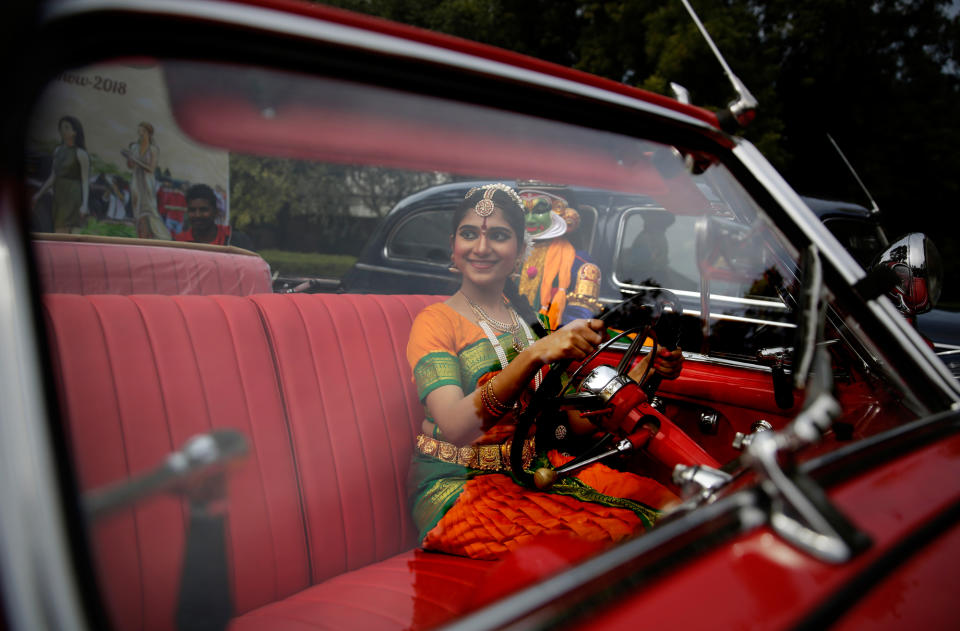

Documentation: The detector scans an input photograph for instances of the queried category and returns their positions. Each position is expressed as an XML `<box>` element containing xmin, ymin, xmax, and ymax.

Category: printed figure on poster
<box><xmin>27</xmin><ymin>63</ymin><xmax>230</xmax><ymax>241</ymax></box>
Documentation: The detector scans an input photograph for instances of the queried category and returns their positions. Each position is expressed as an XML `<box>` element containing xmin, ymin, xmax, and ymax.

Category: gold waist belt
<box><xmin>416</xmin><ymin>434</ymin><xmax>535</xmax><ymax>471</ymax></box>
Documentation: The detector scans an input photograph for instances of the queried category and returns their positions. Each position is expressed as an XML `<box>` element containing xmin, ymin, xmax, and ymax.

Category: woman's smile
<box><xmin>465</xmin><ymin>257</ymin><xmax>499</xmax><ymax>270</ymax></box>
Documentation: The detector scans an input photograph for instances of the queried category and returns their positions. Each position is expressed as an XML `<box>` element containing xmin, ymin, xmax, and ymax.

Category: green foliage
<box><xmin>257</xmin><ymin>249</ymin><xmax>357</xmax><ymax>278</ymax></box>
<box><xmin>75</xmin><ymin>218</ymin><xmax>137</xmax><ymax>237</ymax></box>
<box><xmin>314</xmin><ymin>0</ymin><xmax>960</xmax><ymax>302</ymax></box>
<box><xmin>88</xmin><ymin>154</ymin><xmax>130</xmax><ymax>182</ymax></box>
<box><xmin>229</xmin><ymin>154</ymin><xmax>351</xmax><ymax>230</ymax></box>
<box><xmin>230</xmin><ymin>153</ymin><xmax>451</xmax><ymax>230</ymax></box>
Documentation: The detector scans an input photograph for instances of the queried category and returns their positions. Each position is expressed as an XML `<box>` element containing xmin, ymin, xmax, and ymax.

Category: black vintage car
<box><xmin>338</xmin><ymin>181</ymin><xmax>957</xmax><ymax>365</ymax></box>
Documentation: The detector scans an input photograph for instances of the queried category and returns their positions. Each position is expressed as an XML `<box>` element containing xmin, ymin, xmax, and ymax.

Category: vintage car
<box><xmin>2</xmin><ymin>1</ymin><xmax>959</xmax><ymax>630</ymax></box>
<box><xmin>340</xmin><ymin>182</ymin><xmax>958</xmax><ymax>366</ymax></box>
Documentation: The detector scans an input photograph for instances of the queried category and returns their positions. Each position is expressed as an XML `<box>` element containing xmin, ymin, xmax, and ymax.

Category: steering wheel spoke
<box><xmin>558</xmin><ymin>391</ymin><xmax>605</xmax><ymax>409</ymax></box>
<box><xmin>510</xmin><ymin>289</ymin><xmax>685</xmax><ymax>487</ymax></box>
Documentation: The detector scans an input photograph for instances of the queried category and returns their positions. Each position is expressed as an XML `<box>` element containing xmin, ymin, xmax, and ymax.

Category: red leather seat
<box><xmin>34</xmin><ymin>237</ymin><xmax>271</xmax><ymax>295</ymax></box>
<box><xmin>43</xmin><ymin>292</ymin><xmax>493</xmax><ymax>631</ymax></box>
<box><xmin>44</xmin><ymin>294</ymin><xmax>310</xmax><ymax>630</ymax></box>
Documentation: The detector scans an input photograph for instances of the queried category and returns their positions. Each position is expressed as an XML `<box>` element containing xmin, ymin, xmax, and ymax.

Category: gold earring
<box><xmin>449</xmin><ymin>258</ymin><xmax>460</xmax><ymax>274</ymax></box>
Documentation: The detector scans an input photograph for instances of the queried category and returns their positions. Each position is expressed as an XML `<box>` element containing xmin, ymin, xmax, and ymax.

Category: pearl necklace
<box><xmin>462</xmin><ymin>293</ymin><xmax>525</xmax><ymax>352</ymax></box>
<box><xmin>461</xmin><ymin>293</ymin><xmax>542</xmax><ymax>392</ymax></box>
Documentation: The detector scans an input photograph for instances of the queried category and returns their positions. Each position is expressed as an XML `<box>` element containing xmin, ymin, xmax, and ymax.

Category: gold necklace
<box><xmin>462</xmin><ymin>293</ymin><xmax>526</xmax><ymax>351</ymax></box>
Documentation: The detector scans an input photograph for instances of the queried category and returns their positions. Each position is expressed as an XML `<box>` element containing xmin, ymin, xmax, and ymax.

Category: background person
<box><xmin>122</xmin><ymin>121</ymin><xmax>170</xmax><ymax>239</ymax></box>
<box><xmin>157</xmin><ymin>176</ymin><xmax>187</xmax><ymax>235</ymax></box>
<box><xmin>406</xmin><ymin>183</ymin><xmax>683</xmax><ymax>560</ymax></box>
<box><xmin>175</xmin><ymin>183</ymin><xmax>253</xmax><ymax>249</ymax></box>
<box><xmin>31</xmin><ymin>115</ymin><xmax>90</xmax><ymax>232</ymax></box>
<box><xmin>102</xmin><ymin>174</ymin><xmax>131</xmax><ymax>221</ymax></box>
<box><xmin>175</xmin><ymin>183</ymin><xmax>230</xmax><ymax>245</ymax></box>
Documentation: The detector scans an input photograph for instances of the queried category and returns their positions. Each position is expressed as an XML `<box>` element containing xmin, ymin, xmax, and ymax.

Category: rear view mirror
<box><xmin>870</xmin><ymin>233</ymin><xmax>942</xmax><ymax>316</ymax></box>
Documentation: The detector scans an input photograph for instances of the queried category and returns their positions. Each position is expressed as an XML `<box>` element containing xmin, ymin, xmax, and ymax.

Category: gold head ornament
<box><xmin>465</xmin><ymin>183</ymin><xmax>524</xmax><ymax>217</ymax></box>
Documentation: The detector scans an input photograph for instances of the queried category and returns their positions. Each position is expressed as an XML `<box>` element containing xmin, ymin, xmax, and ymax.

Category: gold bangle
<box><xmin>481</xmin><ymin>378</ymin><xmax>511</xmax><ymax>418</ymax></box>
<box><xmin>486</xmin><ymin>375</ymin><xmax>512</xmax><ymax>412</ymax></box>
<box><xmin>479</xmin><ymin>383</ymin><xmax>503</xmax><ymax>419</ymax></box>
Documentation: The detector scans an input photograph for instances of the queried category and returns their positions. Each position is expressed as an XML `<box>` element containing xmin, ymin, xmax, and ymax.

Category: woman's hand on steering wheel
<box><xmin>529</xmin><ymin>318</ymin><xmax>606</xmax><ymax>365</ymax></box>
<box><xmin>628</xmin><ymin>346</ymin><xmax>685</xmax><ymax>384</ymax></box>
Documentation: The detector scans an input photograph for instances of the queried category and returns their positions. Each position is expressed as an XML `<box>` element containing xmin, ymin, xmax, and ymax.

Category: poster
<box><xmin>27</xmin><ymin>61</ymin><xmax>230</xmax><ymax>241</ymax></box>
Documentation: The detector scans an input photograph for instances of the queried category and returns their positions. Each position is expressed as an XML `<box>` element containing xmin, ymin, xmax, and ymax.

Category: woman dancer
<box><xmin>407</xmin><ymin>183</ymin><xmax>684</xmax><ymax>560</ymax></box>
<box><xmin>32</xmin><ymin>116</ymin><xmax>90</xmax><ymax>232</ymax></box>
<box><xmin>122</xmin><ymin>121</ymin><xmax>170</xmax><ymax>239</ymax></box>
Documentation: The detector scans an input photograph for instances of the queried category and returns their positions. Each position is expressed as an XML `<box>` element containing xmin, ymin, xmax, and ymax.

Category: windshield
<box><xmin>25</xmin><ymin>57</ymin><xmax>918</xmax><ymax>630</ymax></box>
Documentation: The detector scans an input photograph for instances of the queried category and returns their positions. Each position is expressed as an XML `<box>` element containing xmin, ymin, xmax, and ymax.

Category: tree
<box><xmin>345</xmin><ymin>167</ymin><xmax>450</xmax><ymax>217</ymax></box>
<box><xmin>318</xmin><ymin>0</ymin><xmax>960</xmax><ymax>304</ymax></box>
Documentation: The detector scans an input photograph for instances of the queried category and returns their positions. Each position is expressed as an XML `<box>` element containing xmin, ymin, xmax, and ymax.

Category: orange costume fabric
<box><xmin>407</xmin><ymin>302</ymin><xmax>677</xmax><ymax>561</ymax></box>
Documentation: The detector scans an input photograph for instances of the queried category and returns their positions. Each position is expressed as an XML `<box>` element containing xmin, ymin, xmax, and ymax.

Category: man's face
<box><xmin>187</xmin><ymin>197</ymin><xmax>216</xmax><ymax>231</ymax></box>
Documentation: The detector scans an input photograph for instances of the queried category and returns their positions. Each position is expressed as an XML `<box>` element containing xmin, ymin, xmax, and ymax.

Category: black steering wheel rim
<box><xmin>509</xmin><ymin>288</ymin><xmax>683</xmax><ymax>486</ymax></box>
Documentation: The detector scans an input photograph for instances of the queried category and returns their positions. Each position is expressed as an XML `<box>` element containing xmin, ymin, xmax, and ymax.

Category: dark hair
<box><xmin>186</xmin><ymin>183</ymin><xmax>219</xmax><ymax>211</ymax></box>
<box><xmin>58</xmin><ymin>116</ymin><xmax>86</xmax><ymax>150</ymax></box>
<box><xmin>454</xmin><ymin>185</ymin><xmax>546</xmax><ymax>336</ymax></box>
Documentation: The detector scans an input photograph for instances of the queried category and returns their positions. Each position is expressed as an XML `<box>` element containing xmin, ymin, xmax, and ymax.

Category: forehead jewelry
<box><xmin>466</xmin><ymin>183</ymin><xmax>523</xmax><ymax>233</ymax></box>
<box><xmin>473</xmin><ymin>187</ymin><xmax>496</xmax><ymax>233</ymax></box>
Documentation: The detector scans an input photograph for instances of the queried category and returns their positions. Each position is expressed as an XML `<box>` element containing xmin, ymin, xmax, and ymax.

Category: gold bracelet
<box><xmin>486</xmin><ymin>375</ymin><xmax>512</xmax><ymax>412</ymax></box>
<box><xmin>481</xmin><ymin>377</ymin><xmax>511</xmax><ymax>418</ymax></box>
<box><xmin>479</xmin><ymin>382</ymin><xmax>504</xmax><ymax>419</ymax></box>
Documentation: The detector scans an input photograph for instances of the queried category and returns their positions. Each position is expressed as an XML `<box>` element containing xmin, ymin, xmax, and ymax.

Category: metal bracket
<box><xmin>743</xmin><ymin>384</ymin><xmax>871</xmax><ymax>563</ymax></box>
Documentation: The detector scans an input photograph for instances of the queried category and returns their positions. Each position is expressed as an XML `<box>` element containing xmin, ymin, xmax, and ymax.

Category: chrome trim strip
<box><xmin>47</xmin><ymin>0</ymin><xmax>716</xmax><ymax>131</ymax></box>
<box><xmin>609</xmin><ymin>286</ymin><xmax>790</xmax><ymax>312</ymax></box>
<box><xmin>352</xmin><ymin>261</ymin><xmax>451</xmax><ymax>280</ymax></box>
<box><xmin>600</xmin><ymin>299</ymin><xmax>796</xmax><ymax>330</ymax></box>
<box><xmin>603</xmin><ymin>345</ymin><xmax>773</xmax><ymax>374</ymax></box>
<box><xmin>933</xmin><ymin>345</ymin><xmax>960</xmax><ymax>353</ymax></box>
<box><xmin>0</xmin><ymin>204</ymin><xmax>87</xmax><ymax>629</ymax></box>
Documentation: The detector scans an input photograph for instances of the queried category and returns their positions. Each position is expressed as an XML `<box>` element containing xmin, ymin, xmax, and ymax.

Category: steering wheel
<box><xmin>509</xmin><ymin>288</ymin><xmax>684</xmax><ymax>487</ymax></box>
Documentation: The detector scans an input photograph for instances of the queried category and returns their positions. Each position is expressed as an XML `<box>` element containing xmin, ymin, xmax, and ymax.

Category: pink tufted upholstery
<box><xmin>44</xmin><ymin>294</ymin><xmax>310</xmax><ymax>629</ymax></box>
<box><xmin>250</xmin><ymin>294</ymin><xmax>438</xmax><ymax>581</ymax></box>
<box><xmin>42</xmin><ymin>292</ymin><xmax>492</xmax><ymax>631</ymax></box>
<box><xmin>33</xmin><ymin>237</ymin><xmax>272</xmax><ymax>295</ymax></box>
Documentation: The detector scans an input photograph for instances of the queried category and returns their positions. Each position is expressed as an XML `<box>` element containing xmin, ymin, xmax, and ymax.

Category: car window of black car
<box><xmin>388</xmin><ymin>209</ymin><xmax>454</xmax><ymax>264</ymax></box>
<box><xmin>821</xmin><ymin>217</ymin><xmax>888</xmax><ymax>269</ymax></box>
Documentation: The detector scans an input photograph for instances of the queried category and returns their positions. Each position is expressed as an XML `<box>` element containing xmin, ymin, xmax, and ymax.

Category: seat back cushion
<box><xmin>43</xmin><ymin>294</ymin><xmax>308</xmax><ymax>631</ymax></box>
<box><xmin>34</xmin><ymin>239</ymin><xmax>272</xmax><ymax>296</ymax></box>
<box><xmin>251</xmin><ymin>293</ymin><xmax>443</xmax><ymax>584</ymax></box>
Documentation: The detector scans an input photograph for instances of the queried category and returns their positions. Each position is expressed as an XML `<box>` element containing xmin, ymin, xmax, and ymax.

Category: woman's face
<box><xmin>138</xmin><ymin>125</ymin><xmax>149</xmax><ymax>140</ymax></box>
<box><xmin>59</xmin><ymin>120</ymin><xmax>76</xmax><ymax>145</ymax></box>
<box><xmin>452</xmin><ymin>205</ymin><xmax>521</xmax><ymax>290</ymax></box>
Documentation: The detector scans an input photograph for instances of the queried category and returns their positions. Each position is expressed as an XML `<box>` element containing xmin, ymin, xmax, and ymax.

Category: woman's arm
<box><xmin>425</xmin><ymin>318</ymin><xmax>607</xmax><ymax>445</ymax></box>
<box><xmin>123</xmin><ymin>146</ymin><xmax>157</xmax><ymax>172</ymax></box>
<box><xmin>78</xmin><ymin>149</ymin><xmax>90</xmax><ymax>214</ymax></box>
<box><xmin>145</xmin><ymin>146</ymin><xmax>158</xmax><ymax>174</ymax></box>
<box><xmin>32</xmin><ymin>149</ymin><xmax>57</xmax><ymax>204</ymax></box>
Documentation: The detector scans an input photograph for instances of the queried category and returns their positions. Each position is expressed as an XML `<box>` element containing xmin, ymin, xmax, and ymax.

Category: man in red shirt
<box><xmin>175</xmin><ymin>184</ymin><xmax>231</xmax><ymax>245</ymax></box>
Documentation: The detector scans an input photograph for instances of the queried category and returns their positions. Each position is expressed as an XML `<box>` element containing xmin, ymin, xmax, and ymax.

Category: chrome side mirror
<box><xmin>870</xmin><ymin>233</ymin><xmax>942</xmax><ymax>316</ymax></box>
